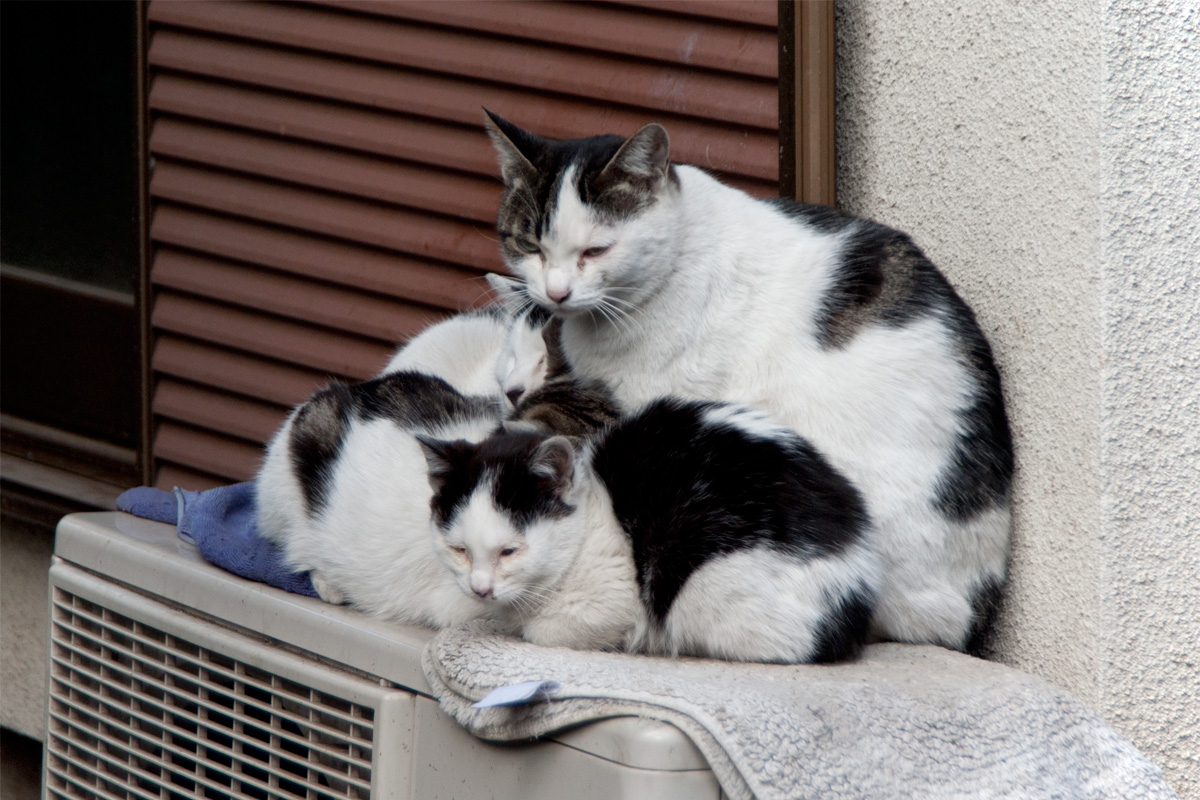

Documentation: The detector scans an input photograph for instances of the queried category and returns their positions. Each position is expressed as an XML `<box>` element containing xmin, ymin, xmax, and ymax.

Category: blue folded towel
<box><xmin>117</xmin><ymin>482</ymin><xmax>317</xmax><ymax>598</ymax></box>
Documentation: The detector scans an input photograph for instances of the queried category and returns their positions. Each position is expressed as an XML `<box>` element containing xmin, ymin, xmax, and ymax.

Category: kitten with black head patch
<box><xmin>420</xmin><ymin>398</ymin><xmax>879</xmax><ymax>663</ymax></box>
<box><xmin>419</xmin><ymin>431</ymin><xmax>641</xmax><ymax>651</ymax></box>
<box><xmin>484</xmin><ymin>111</ymin><xmax>1013</xmax><ymax>653</ymax></box>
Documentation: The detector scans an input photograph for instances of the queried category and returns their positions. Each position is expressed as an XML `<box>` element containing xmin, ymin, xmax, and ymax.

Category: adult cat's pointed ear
<box><xmin>530</xmin><ymin>436</ymin><xmax>575</xmax><ymax>498</ymax></box>
<box><xmin>599</xmin><ymin>123</ymin><xmax>671</xmax><ymax>185</ymax></box>
<box><xmin>416</xmin><ymin>435</ymin><xmax>470</xmax><ymax>495</ymax></box>
<box><xmin>483</xmin><ymin>109</ymin><xmax>541</xmax><ymax>187</ymax></box>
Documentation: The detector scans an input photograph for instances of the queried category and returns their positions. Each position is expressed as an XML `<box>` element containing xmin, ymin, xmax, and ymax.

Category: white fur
<box><xmin>646</xmin><ymin>543</ymin><xmax>880</xmax><ymax>663</ymax></box>
<box><xmin>506</xmin><ymin>165</ymin><xmax>1009</xmax><ymax>650</ymax></box>
<box><xmin>379</xmin><ymin>311</ymin><xmax>511</xmax><ymax>397</ymax></box>
<box><xmin>436</xmin><ymin>465</ymin><xmax>643</xmax><ymax>651</ymax></box>
<box><xmin>258</xmin><ymin>307</ymin><xmax>526</xmax><ymax>621</ymax></box>
<box><xmin>442</xmin><ymin>444</ymin><xmax>879</xmax><ymax>663</ymax></box>
<box><xmin>258</xmin><ymin>411</ymin><xmax>507</xmax><ymax>628</ymax></box>
<box><xmin>493</xmin><ymin>309</ymin><xmax>550</xmax><ymax>407</ymax></box>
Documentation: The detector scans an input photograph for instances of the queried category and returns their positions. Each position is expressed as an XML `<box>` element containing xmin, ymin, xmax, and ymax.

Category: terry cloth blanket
<box><xmin>424</xmin><ymin>621</ymin><xmax>1178</xmax><ymax>800</ymax></box>
<box><xmin>116</xmin><ymin>483</ymin><xmax>317</xmax><ymax>598</ymax></box>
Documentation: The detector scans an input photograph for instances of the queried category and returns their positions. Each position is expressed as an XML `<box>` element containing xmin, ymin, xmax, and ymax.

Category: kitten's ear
<box><xmin>599</xmin><ymin>123</ymin><xmax>671</xmax><ymax>185</ymax></box>
<box><xmin>416</xmin><ymin>436</ymin><xmax>470</xmax><ymax>494</ymax></box>
<box><xmin>485</xmin><ymin>272</ymin><xmax>525</xmax><ymax>312</ymax></box>
<box><xmin>530</xmin><ymin>436</ymin><xmax>575</xmax><ymax>498</ymax></box>
<box><xmin>483</xmin><ymin>109</ymin><xmax>542</xmax><ymax>187</ymax></box>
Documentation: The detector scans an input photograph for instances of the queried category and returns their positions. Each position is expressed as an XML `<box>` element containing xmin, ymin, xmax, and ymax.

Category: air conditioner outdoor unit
<box><xmin>45</xmin><ymin>512</ymin><xmax>723</xmax><ymax>800</ymax></box>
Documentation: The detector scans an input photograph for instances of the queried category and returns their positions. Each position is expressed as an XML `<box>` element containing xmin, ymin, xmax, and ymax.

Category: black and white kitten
<box><xmin>257</xmin><ymin>309</ymin><xmax>553</xmax><ymax>625</ymax></box>
<box><xmin>484</xmin><ymin>111</ymin><xmax>1013</xmax><ymax>652</ymax></box>
<box><xmin>419</xmin><ymin>399</ymin><xmax>879</xmax><ymax>664</ymax></box>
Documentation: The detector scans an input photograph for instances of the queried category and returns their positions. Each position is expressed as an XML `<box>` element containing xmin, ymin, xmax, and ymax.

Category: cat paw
<box><xmin>311</xmin><ymin>571</ymin><xmax>347</xmax><ymax>604</ymax></box>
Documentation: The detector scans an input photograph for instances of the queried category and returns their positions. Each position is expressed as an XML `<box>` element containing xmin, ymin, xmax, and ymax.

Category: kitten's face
<box><xmin>417</xmin><ymin>432</ymin><xmax>583</xmax><ymax>611</ymax></box>
<box><xmin>484</xmin><ymin>112</ymin><xmax>677</xmax><ymax>319</ymax></box>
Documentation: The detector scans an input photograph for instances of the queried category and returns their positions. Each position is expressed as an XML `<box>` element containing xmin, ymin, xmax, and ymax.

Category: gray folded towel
<box><xmin>423</xmin><ymin>622</ymin><xmax>1177</xmax><ymax>800</ymax></box>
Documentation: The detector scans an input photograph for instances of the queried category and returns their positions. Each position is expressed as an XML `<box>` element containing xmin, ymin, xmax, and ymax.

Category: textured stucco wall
<box><xmin>0</xmin><ymin>518</ymin><xmax>53</xmax><ymax>740</ymax></box>
<box><xmin>837</xmin><ymin>1</ymin><xmax>1197</xmax><ymax>795</ymax></box>
<box><xmin>837</xmin><ymin>0</ymin><xmax>1104</xmax><ymax>695</ymax></box>
<box><xmin>1102</xmin><ymin>1</ymin><xmax>1199</xmax><ymax>792</ymax></box>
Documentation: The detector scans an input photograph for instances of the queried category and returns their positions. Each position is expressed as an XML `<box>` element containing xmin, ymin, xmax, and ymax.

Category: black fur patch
<box><xmin>964</xmin><ymin>575</ymin><xmax>1005</xmax><ymax>656</ymax></box>
<box><xmin>289</xmin><ymin>372</ymin><xmax>495</xmax><ymax>517</ymax></box>
<box><xmin>426</xmin><ymin>431</ymin><xmax>574</xmax><ymax>530</ymax></box>
<box><xmin>810</xmin><ymin>586</ymin><xmax>876</xmax><ymax>663</ymax></box>
<box><xmin>355</xmin><ymin>371</ymin><xmax>497</xmax><ymax>428</ymax></box>
<box><xmin>766</xmin><ymin>197</ymin><xmax>857</xmax><ymax>234</ymax></box>
<box><xmin>288</xmin><ymin>383</ymin><xmax>355</xmax><ymax>516</ymax></box>
<box><xmin>932</xmin><ymin>329</ymin><xmax>1014</xmax><ymax>521</ymax></box>
<box><xmin>796</xmin><ymin>211</ymin><xmax>1014</xmax><ymax>521</ymax></box>
<box><xmin>590</xmin><ymin>399</ymin><xmax>871</xmax><ymax>624</ymax></box>
<box><xmin>815</xmin><ymin>221</ymin><xmax>954</xmax><ymax>349</ymax></box>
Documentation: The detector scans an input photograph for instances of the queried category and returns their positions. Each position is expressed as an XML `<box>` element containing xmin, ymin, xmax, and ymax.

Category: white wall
<box><xmin>836</xmin><ymin>1</ymin><xmax>1198</xmax><ymax>795</ymax></box>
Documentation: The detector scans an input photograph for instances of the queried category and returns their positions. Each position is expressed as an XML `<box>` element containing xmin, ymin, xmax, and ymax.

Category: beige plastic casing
<box><xmin>47</xmin><ymin>512</ymin><xmax>722</xmax><ymax>799</ymax></box>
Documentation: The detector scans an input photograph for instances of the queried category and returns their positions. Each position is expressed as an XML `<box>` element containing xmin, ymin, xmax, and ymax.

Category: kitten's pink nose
<box><xmin>472</xmin><ymin>585</ymin><xmax>493</xmax><ymax>599</ymax></box>
<box><xmin>547</xmin><ymin>286</ymin><xmax>572</xmax><ymax>304</ymax></box>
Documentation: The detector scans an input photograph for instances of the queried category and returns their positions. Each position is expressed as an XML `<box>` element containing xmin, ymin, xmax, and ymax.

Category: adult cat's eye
<box><xmin>499</xmin><ymin>546</ymin><xmax>519</xmax><ymax>557</ymax></box>
<box><xmin>582</xmin><ymin>245</ymin><xmax>611</xmax><ymax>259</ymax></box>
<box><xmin>451</xmin><ymin>545</ymin><xmax>467</xmax><ymax>555</ymax></box>
<box><xmin>513</xmin><ymin>237</ymin><xmax>540</xmax><ymax>254</ymax></box>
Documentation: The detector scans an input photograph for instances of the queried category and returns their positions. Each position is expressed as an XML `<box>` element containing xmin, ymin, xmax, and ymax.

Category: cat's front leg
<box><xmin>521</xmin><ymin>612</ymin><xmax>634</xmax><ymax>653</ymax></box>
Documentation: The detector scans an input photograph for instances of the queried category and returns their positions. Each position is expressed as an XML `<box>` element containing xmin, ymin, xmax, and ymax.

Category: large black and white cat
<box><xmin>418</xmin><ymin>398</ymin><xmax>878</xmax><ymax>663</ymax></box>
<box><xmin>484</xmin><ymin>112</ymin><xmax>1013</xmax><ymax>652</ymax></box>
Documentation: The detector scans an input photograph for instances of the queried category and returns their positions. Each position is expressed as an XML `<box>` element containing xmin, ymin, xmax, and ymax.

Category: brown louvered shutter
<box><xmin>146</xmin><ymin>0</ymin><xmax>779</xmax><ymax>490</ymax></box>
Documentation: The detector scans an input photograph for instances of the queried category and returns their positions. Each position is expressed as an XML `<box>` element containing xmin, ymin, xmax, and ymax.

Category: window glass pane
<box><xmin>0</xmin><ymin>0</ymin><xmax>138</xmax><ymax>293</ymax></box>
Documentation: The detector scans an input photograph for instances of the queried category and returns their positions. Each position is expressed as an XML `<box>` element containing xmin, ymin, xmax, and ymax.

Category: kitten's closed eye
<box><xmin>514</xmin><ymin>237</ymin><xmax>540</xmax><ymax>254</ymax></box>
<box><xmin>499</xmin><ymin>546</ymin><xmax>521</xmax><ymax>557</ymax></box>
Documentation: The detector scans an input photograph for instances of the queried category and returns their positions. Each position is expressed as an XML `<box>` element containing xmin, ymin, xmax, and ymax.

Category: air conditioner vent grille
<box><xmin>47</xmin><ymin>588</ymin><xmax>375</xmax><ymax>799</ymax></box>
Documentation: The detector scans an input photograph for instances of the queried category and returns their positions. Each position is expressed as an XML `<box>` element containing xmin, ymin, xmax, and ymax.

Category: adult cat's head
<box><xmin>484</xmin><ymin>110</ymin><xmax>680</xmax><ymax>318</ymax></box>
<box><xmin>416</xmin><ymin>430</ymin><xmax>587</xmax><ymax>612</ymax></box>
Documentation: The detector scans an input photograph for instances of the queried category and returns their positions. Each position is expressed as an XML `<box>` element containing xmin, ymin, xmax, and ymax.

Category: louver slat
<box><xmin>146</xmin><ymin>0</ymin><xmax>778</xmax><ymax>487</ymax></box>
<box><xmin>151</xmin><ymin>206</ymin><xmax>487</xmax><ymax>310</ymax></box>
<box><xmin>148</xmin><ymin>1</ymin><xmax>776</xmax><ymax>129</ymax></box>
<box><xmin>148</xmin><ymin>29</ymin><xmax>777</xmax><ymax>183</ymax></box>
<box><xmin>150</xmin><ymin>162</ymin><xmax>504</xmax><ymax>271</ymax></box>
<box><xmin>154</xmin><ymin>421</ymin><xmax>264</xmax><ymax>482</ymax></box>
<box><xmin>151</xmin><ymin>117</ymin><xmax>501</xmax><ymax>223</ymax></box>
<box><xmin>153</xmin><ymin>380</ymin><xmax>286</xmax><ymax>445</ymax></box>
<box><xmin>325</xmin><ymin>0</ymin><xmax>777</xmax><ymax>77</ymax></box>
<box><xmin>619</xmin><ymin>0</ymin><xmax>778</xmax><ymax>26</ymax></box>
<box><xmin>152</xmin><ymin>248</ymin><xmax>445</xmax><ymax>343</ymax></box>
<box><xmin>151</xmin><ymin>293</ymin><xmax>393</xmax><ymax>378</ymax></box>
<box><xmin>152</xmin><ymin>336</ymin><xmax>330</xmax><ymax>408</ymax></box>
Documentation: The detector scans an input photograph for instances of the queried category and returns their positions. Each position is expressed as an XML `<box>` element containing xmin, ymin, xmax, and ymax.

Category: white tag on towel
<box><xmin>472</xmin><ymin>680</ymin><xmax>563</xmax><ymax>709</ymax></box>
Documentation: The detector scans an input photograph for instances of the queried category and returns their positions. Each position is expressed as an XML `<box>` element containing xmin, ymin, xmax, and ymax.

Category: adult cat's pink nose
<box><xmin>547</xmin><ymin>286</ymin><xmax>572</xmax><ymax>304</ymax></box>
